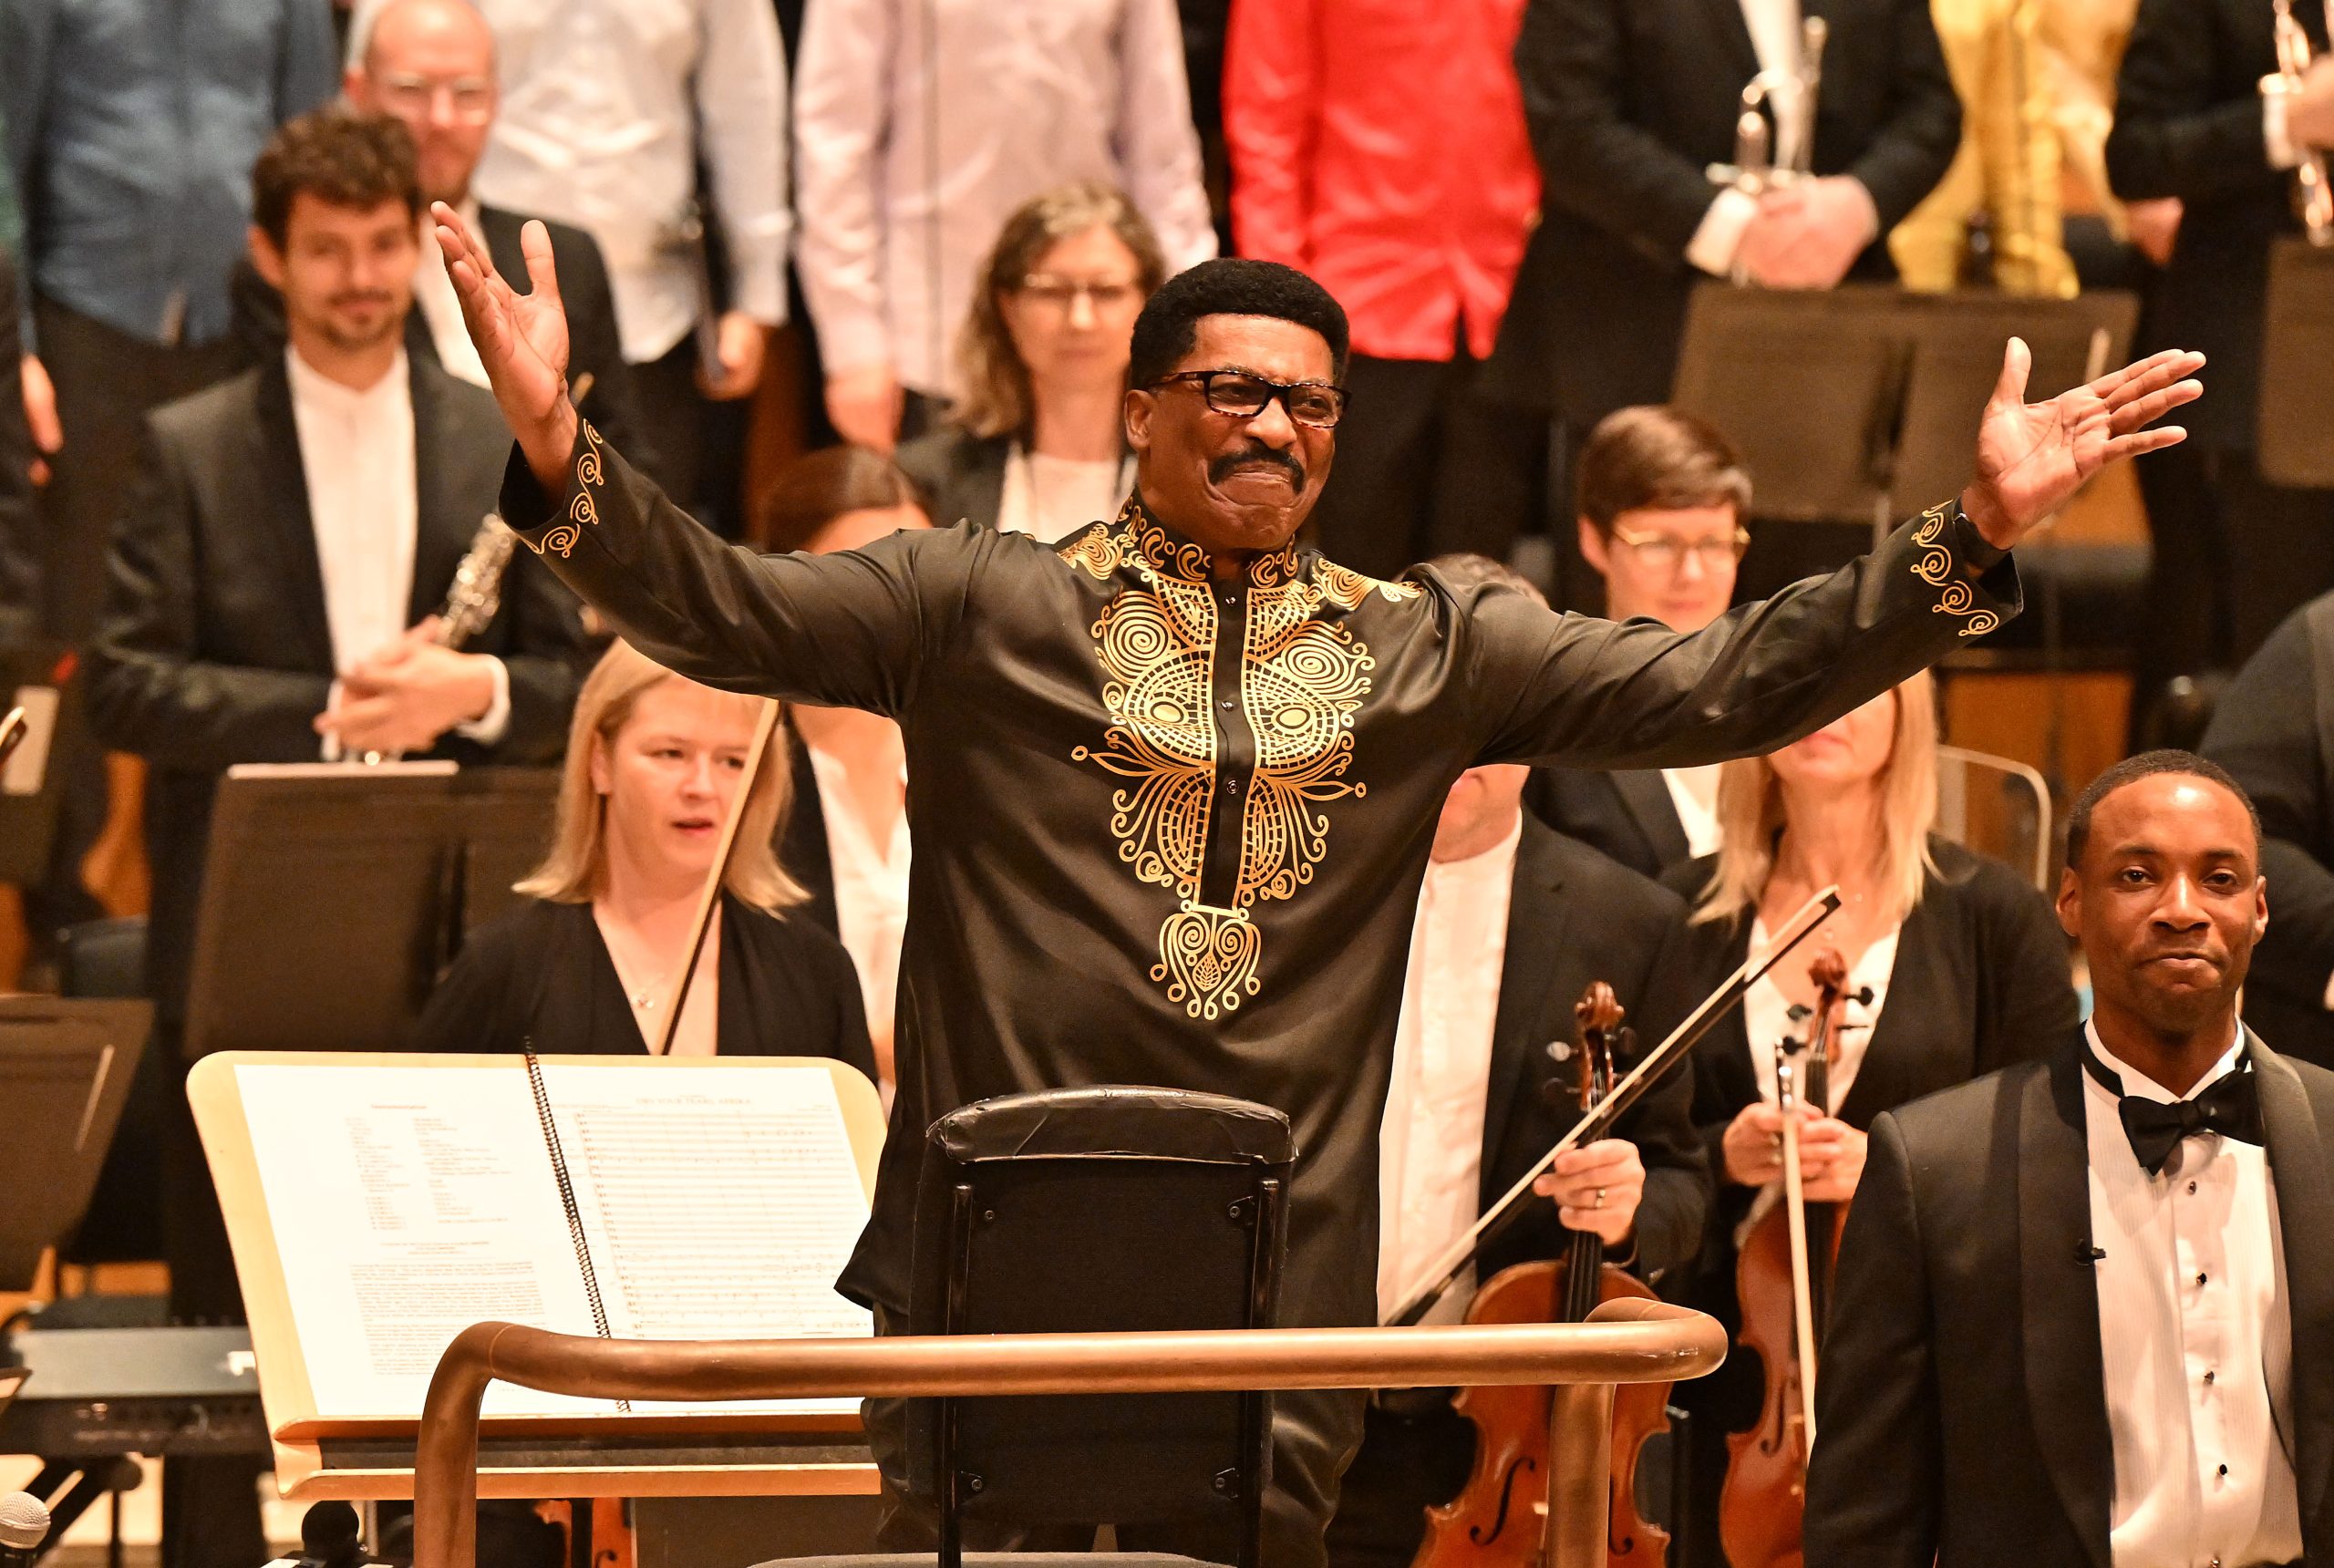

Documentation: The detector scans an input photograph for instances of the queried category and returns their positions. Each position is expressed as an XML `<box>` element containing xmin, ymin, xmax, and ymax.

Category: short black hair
<box><xmin>2064</xmin><ymin>748</ymin><xmax>2262</xmax><ymax>871</ymax></box>
<box><xmin>1127</xmin><ymin>258</ymin><xmax>1350</xmax><ymax>390</ymax></box>
<box><xmin>252</xmin><ymin>109</ymin><xmax>421</xmax><ymax>249</ymax></box>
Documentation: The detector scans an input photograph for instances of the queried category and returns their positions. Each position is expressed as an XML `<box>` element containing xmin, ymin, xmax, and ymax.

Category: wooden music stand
<box><xmin>187</xmin><ymin>1051</ymin><xmax>889</xmax><ymax>1503</ymax></box>
<box><xmin>2258</xmin><ymin>238</ymin><xmax>2334</xmax><ymax>490</ymax></box>
<box><xmin>1670</xmin><ymin>283</ymin><xmax>2141</xmax><ymax>535</ymax></box>
<box><xmin>182</xmin><ymin>764</ymin><xmax>557</xmax><ymax>1058</ymax></box>
<box><xmin>0</xmin><ymin>997</ymin><xmax>150</xmax><ymax>1289</ymax></box>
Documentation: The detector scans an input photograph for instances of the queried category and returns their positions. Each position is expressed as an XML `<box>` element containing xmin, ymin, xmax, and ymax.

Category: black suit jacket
<box><xmin>1523</xmin><ymin>766</ymin><xmax>1691</xmax><ymax>882</ymax></box>
<box><xmin>410</xmin><ymin>893</ymin><xmax>876</xmax><ymax>1079</ymax></box>
<box><xmin>1490</xmin><ymin>0</ymin><xmax>1960</xmax><ymax>424</ymax></box>
<box><xmin>1659</xmin><ymin>839</ymin><xmax>2080</xmax><ymax>1293</ymax></box>
<box><xmin>84</xmin><ymin>353</ymin><xmax>586</xmax><ymax>1021</ymax></box>
<box><xmin>2203</xmin><ymin>593</ymin><xmax>2334</xmax><ymax>1067</ymax></box>
<box><xmin>2106</xmin><ymin>0</ymin><xmax>2322</xmax><ymax>453</ymax></box>
<box><xmin>1476</xmin><ymin>816</ymin><xmax>1709</xmax><ymax>1284</ymax></box>
<box><xmin>895</xmin><ymin>427</ymin><xmax>1009</xmax><ymax>534</ymax></box>
<box><xmin>228</xmin><ymin>205</ymin><xmax>653</xmax><ymax>472</ymax></box>
<box><xmin>1807</xmin><ymin>1033</ymin><xmax>2334</xmax><ymax>1565</ymax></box>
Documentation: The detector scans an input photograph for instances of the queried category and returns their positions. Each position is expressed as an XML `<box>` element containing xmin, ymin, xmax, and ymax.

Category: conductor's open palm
<box><xmin>1962</xmin><ymin>338</ymin><xmax>2204</xmax><ymax>551</ymax></box>
<box><xmin>432</xmin><ymin>203</ymin><xmax>577</xmax><ymax>483</ymax></box>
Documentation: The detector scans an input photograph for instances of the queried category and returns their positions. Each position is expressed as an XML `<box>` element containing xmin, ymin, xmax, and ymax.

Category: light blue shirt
<box><xmin>1</xmin><ymin>0</ymin><xmax>339</xmax><ymax>348</ymax></box>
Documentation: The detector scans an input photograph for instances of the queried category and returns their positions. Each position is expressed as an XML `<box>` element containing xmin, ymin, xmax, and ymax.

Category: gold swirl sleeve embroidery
<box><xmin>1908</xmin><ymin>502</ymin><xmax>2001</xmax><ymax>638</ymax></box>
<box><xmin>525</xmin><ymin>419</ymin><xmax>604</xmax><ymax>561</ymax></box>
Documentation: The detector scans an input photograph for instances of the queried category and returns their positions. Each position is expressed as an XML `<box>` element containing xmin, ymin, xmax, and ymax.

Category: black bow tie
<box><xmin>2084</xmin><ymin>1047</ymin><xmax>2264</xmax><ymax>1176</ymax></box>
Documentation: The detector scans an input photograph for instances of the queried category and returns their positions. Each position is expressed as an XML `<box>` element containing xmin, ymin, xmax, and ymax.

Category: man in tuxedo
<box><xmin>84</xmin><ymin>108</ymin><xmax>583</xmax><ymax>1568</ymax></box>
<box><xmin>231</xmin><ymin>0</ymin><xmax>651</xmax><ymax>472</ymax></box>
<box><xmin>1490</xmin><ymin>0</ymin><xmax>1960</xmax><ymax>447</ymax></box>
<box><xmin>1328</xmin><ymin>555</ymin><xmax>1706</xmax><ymax>1568</ymax></box>
<box><xmin>1525</xmin><ymin>406</ymin><xmax>1750</xmax><ymax>879</ymax></box>
<box><xmin>1805</xmin><ymin>749</ymin><xmax>2334</xmax><ymax>1565</ymax></box>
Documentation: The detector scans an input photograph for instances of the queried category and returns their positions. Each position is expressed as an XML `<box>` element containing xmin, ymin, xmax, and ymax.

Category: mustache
<box><xmin>1209</xmin><ymin>444</ymin><xmax>1306</xmax><ymax>490</ymax></box>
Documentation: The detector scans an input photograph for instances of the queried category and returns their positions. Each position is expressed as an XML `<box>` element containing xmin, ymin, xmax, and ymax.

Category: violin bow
<box><xmin>1383</xmin><ymin>883</ymin><xmax>1844</xmax><ymax>1328</ymax></box>
<box><xmin>648</xmin><ymin>696</ymin><xmax>783</xmax><ymax>1056</ymax></box>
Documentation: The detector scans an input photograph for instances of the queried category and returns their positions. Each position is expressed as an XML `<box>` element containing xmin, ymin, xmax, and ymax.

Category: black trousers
<box><xmin>1320</xmin><ymin>1403</ymin><xmax>1474</xmax><ymax>1568</ymax></box>
<box><xmin>1305</xmin><ymin>349</ymin><xmax>1551</xmax><ymax>583</ymax></box>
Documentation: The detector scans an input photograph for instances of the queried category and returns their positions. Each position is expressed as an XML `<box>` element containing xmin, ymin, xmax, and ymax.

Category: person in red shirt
<box><xmin>1224</xmin><ymin>0</ymin><xmax>1548</xmax><ymax>581</ymax></box>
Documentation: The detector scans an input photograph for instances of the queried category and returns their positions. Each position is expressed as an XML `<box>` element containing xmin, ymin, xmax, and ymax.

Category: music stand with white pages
<box><xmin>188</xmin><ymin>1051</ymin><xmax>888</xmax><ymax>1501</ymax></box>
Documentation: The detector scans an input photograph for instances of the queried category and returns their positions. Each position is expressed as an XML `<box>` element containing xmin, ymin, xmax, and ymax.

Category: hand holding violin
<box><xmin>1722</xmin><ymin>1102</ymin><xmax>1868</xmax><ymax>1200</ymax></box>
<box><xmin>1534</xmin><ymin>1138</ymin><xmax>1645</xmax><ymax>1248</ymax></box>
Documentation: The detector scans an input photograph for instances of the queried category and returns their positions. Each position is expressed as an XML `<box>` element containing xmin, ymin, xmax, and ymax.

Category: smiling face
<box><xmin>1125</xmin><ymin>315</ymin><xmax>1337</xmax><ymax>559</ymax></box>
<box><xmin>590</xmin><ymin>678</ymin><xmax>759</xmax><ymax>888</ymax></box>
<box><xmin>2060</xmin><ymin>772</ymin><xmax>2267</xmax><ymax>1039</ymax></box>
<box><xmin>253</xmin><ymin>193</ymin><xmax>419</xmax><ymax>357</ymax></box>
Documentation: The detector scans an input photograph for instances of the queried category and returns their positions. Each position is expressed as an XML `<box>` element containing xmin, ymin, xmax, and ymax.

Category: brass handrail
<box><xmin>415</xmin><ymin>1298</ymin><xmax>1725</xmax><ymax>1568</ymax></box>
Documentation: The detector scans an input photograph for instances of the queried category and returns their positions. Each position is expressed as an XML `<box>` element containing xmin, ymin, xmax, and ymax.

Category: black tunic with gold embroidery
<box><xmin>500</xmin><ymin>425</ymin><xmax>2017</xmax><ymax>1555</ymax></box>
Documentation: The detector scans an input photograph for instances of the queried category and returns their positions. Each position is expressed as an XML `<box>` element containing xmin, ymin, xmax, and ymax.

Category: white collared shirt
<box><xmin>1661</xmin><ymin>764</ymin><xmax>1725</xmax><ymax>859</ymax></box>
<box><xmin>1376</xmin><ymin>817</ymin><xmax>1522</xmax><ymax>1323</ymax></box>
<box><xmin>409</xmin><ymin>200</ymin><xmax>490</xmax><ymax>389</ymax></box>
<box><xmin>791</xmin><ymin>0</ymin><xmax>1216</xmax><ymax>397</ymax></box>
<box><xmin>284</xmin><ymin>346</ymin><xmax>509</xmax><ymax>750</ymax></box>
<box><xmin>996</xmin><ymin>449</ymin><xmax>1133</xmax><ymax>545</ymax></box>
<box><xmin>469</xmin><ymin>0</ymin><xmax>790</xmax><ymax>362</ymax></box>
<box><xmin>806</xmin><ymin>741</ymin><xmax>912</xmax><ymax>1086</ymax></box>
<box><xmin>2083</xmin><ymin>1022</ymin><xmax>2301</xmax><ymax>1568</ymax></box>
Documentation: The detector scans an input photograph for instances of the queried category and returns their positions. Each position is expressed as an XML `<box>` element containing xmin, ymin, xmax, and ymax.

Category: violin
<box><xmin>1719</xmin><ymin>946</ymin><xmax>1857</xmax><ymax>1568</ymax></box>
<box><xmin>1412</xmin><ymin>982</ymin><xmax>1673</xmax><ymax>1568</ymax></box>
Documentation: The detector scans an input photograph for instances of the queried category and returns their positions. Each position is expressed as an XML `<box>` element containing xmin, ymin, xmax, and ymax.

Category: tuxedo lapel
<box><xmin>2257</xmin><ymin>1037</ymin><xmax>2334</xmax><ymax>1533</ymax></box>
<box><xmin>408</xmin><ymin>358</ymin><xmax>470</xmax><ymax>627</ymax></box>
<box><xmin>1612</xmin><ymin>769</ymin><xmax>1692</xmax><ymax>871</ymax></box>
<box><xmin>1483</xmin><ymin>827</ymin><xmax>1573</xmax><ymax>1174</ymax></box>
<box><xmin>2019</xmin><ymin>1039</ymin><xmax>2115</xmax><ymax>1568</ymax></box>
<box><xmin>252</xmin><ymin>359</ymin><xmax>336</xmax><ymax>673</ymax></box>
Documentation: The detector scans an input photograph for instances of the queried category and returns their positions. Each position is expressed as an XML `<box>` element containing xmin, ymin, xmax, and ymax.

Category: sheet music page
<box><xmin>536</xmin><ymin>1063</ymin><xmax>873</xmax><ymax>1413</ymax></box>
<box><xmin>234</xmin><ymin>1063</ymin><xmax>614</xmax><ymax>1418</ymax></box>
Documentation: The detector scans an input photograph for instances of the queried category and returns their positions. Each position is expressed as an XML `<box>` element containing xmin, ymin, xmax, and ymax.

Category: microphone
<box><xmin>0</xmin><ymin>1491</ymin><xmax>53</xmax><ymax>1568</ymax></box>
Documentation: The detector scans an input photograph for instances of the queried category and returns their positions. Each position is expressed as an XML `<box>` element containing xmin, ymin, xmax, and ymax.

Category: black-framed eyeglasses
<box><xmin>1152</xmin><ymin>369</ymin><xmax>1349</xmax><ymax>429</ymax></box>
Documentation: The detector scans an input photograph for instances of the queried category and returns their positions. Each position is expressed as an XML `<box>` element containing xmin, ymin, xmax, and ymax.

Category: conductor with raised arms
<box><xmin>433</xmin><ymin>208</ymin><xmax>2201</xmax><ymax>1564</ymax></box>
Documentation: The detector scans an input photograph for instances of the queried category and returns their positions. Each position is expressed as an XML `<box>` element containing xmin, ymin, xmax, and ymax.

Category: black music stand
<box><xmin>181</xmin><ymin>764</ymin><xmax>557</xmax><ymax>1058</ymax></box>
<box><xmin>1670</xmin><ymin>283</ymin><xmax>2142</xmax><ymax>534</ymax></box>
<box><xmin>0</xmin><ymin>997</ymin><xmax>150</xmax><ymax>1290</ymax></box>
<box><xmin>0</xmin><ymin>641</ymin><xmax>79</xmax><ymax>887</ymax></box>
<box><xmin>2258</xmin><ymin>238</ymin><xmax>2334</xmax><ymax>490</ymax></box>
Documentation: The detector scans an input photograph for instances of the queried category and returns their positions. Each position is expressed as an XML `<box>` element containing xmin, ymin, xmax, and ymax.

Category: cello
<box><xmin>1412</xmin><ymin>981</ymin><xmax>1674</xmax><ymax>1568</ymax></box>
<box><xmin>1718</xmin><ymin>947</ymin><xmax>1863</xmax><ymax>1568</ymax></box>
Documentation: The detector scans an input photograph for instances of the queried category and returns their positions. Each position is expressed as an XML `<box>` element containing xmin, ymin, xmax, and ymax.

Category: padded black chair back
<box><xmin>905</xmin><ymin>1087</ymin><xmax>1293</xmax><ymax>1568</ymax></box>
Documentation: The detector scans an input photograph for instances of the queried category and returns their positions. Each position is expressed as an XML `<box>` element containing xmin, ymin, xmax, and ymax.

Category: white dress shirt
<box><xmin>806</xmin><ymin>742</ymin><xmax>913</xmax><ymax>1081</ymax></box>
<box><xmin>284</xmin><ymin>346</ymin><xmax>509</xmax><ymax>749</ymax></box>
<box><xmin>996</xmin><ymin>449</ymin><xmax>1134</xmax><ymax>545</ymax></box>
<box><xmin>470</xmin><ymin>0</ymin><xmax>789</xmax><ymax>362</ymax></box>
<box><xmin>1685</xmin><ymin>0</ymin><xmax>1875</xmax><ymax>277</ymax></box>
<box><xmin>408</xmin><ymin>201</ymin><xmax>490</xmax><ymax>389</ymax></box>
<box><xmin>1661</xmin><ymin>764</ymin><xmax>1725</xmax><ymax>859</ymax></box>
<box><xmin>792</xmin><ymin>0</ymin><xmax>1217</xmax><ymax>397</ymax></box>
<box><xmin>1376</xmin><ymin>818</ymin><xmax>1522</xmax><ymax>1323</ymax></box>
<box><xmin>2084</xmin><ymin>1023</ymin><xmax>2302</xmax><ymax>1568</ymax></box>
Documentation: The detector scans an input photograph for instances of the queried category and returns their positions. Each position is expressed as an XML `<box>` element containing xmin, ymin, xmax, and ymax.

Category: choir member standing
<box><xmin>1808</xmin><ymin>752</ymin><xmax>2332</xmax><ymax>1567</ymax></box>
<box><xmin>792</xmin><ymin>0</ymin><xmax>1214</xmax><ymax>451</ymax></box>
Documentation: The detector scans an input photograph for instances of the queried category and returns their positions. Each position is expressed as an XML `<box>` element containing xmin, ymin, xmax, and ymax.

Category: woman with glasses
<box><xmin>897</xmin><ymin>183</ymin><xmax>1167</xmax><ymax>543</ymax></box>
<box><xmin>1527</xmin><ymin>406</ymin><xmax>1758</xmax><ymax>879</ymax></box>
<box><xmin>1655</xmin><ymin>671</ymin><xmax>2077</xmax><ymax>1567</ymax></box>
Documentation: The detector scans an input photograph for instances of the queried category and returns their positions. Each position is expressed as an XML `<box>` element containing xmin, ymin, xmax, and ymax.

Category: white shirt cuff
<box><xmin>1687</xmin><ymin>188</ymin><xmax>1761</xmax><ymax>277</ymax></box>
<box><xmin>454</xmin><ymin>656</ymin><xmax>512</xmax><ymax>746</ymax></box>
<box><xmin>2267</xmin><ymin>79</ymin><xmax>2303</xmax><ymax>172</ymax></box>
